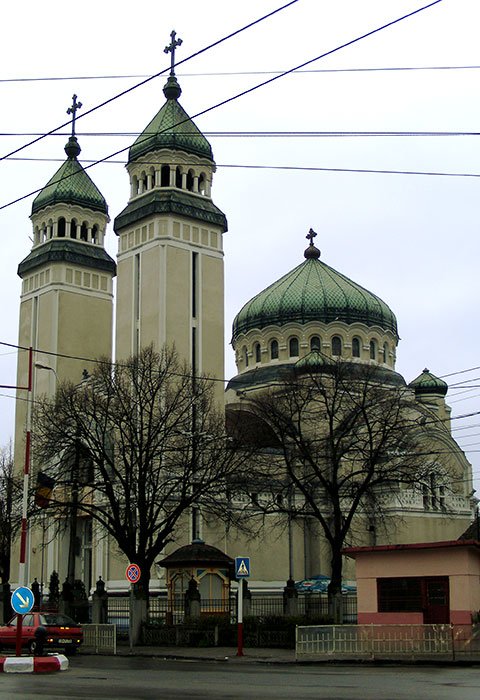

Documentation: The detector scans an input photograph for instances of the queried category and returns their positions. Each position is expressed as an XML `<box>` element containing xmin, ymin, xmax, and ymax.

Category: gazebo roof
<box><xmin>158</xmin><ymin>540</ymin><xmax>234</xmax><ymax>568</ymax></box>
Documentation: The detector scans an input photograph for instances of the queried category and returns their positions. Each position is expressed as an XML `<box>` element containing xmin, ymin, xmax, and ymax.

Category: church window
<box><xmin>254</xmin><ymin>343</ymin><xmax>261</xmax><ymax>364</ymax></box>
<box><xmin>332</xmin><ymin>336</ymin><xmax>342</xmax><ymax>356</ymax></box>
<box><xmin>186</xmin><ymin>169</ymin><xmax>194</xmax><ymax>192</ymax></box>
<box><xmin>370</xmin><ymin>340</ymin><xmax>377</xmax><ymax>360</ymax></box>
<box><xmin>289</xmin><ymin>337</ymin><xmax>299</xmax><ymax>357</ymax></box>
<box><xmin>175</xmin><ymin>166</ymin><xmax>182</xmax><ymax>189</ymax></box>
<box><xmin>92</xmin><ymin>225</ymin><xmax>98</xmax><ymax>244</ymax></box>
<box><xmin>199</xmin><ymin>173</ymin><xmax>206</xmax><ymax>195</ymax></box>
<box><xmin>383</xmin><ymin>342</ymin><xmax>389</xmax><ymax>364</ymax></box>
<box><xmin>310</xmin><ymin>336</ymin><xmax>321</xmax><ymax>352</ymax></box>
<box><xmin>270</xmin><ymin>339</ymin><xmax>279</xmax><ymax>360</ymax></box>
<box><xmin>159</xmin><ymin>165</ymin><xmax>169</xmax><ymax>187</ymax></box>
<box><xmin>80</xmin><ymin>222</ymin><xmax>88</xmax><ymax>241</ymax></box>
<box><xmin>58</xmin><ymin>217</ymin><xmax>66</xmax><ymax>237</ymax></box>
<box><xmin>70</xmin><ymin>220</ymin><xmax>78</xmax><ymax>239</ymax></box>
<box><xmin>352</xmin><ymin>337</ymin><xmax>361</xmax><ymax>358</ymax></box>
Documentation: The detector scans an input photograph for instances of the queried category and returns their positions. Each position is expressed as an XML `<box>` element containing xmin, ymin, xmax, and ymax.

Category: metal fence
<box><xmin>296</xmin><ymin>624</ymin><xmax>480</xmax><ymax>661</ymax></box>
<box><xmin>108</xmin><ymin>593</ymin><xmax>357</xmax><ymax>629</ymax></box>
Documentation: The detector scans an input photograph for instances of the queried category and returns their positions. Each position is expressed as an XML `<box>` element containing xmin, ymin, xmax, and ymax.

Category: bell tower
<box><xmin>114</xmin><ymin>33</ymin><xmax>227</xmax><ymax>391</ymax></box>
<box><xmin>14</xmin><ymin>96</ymin><xmax>116</xmax><ymax>584</ymax></box>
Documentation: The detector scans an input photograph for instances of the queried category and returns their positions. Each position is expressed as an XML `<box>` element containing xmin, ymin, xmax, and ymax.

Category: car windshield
<box><xmin>40</xmin><ymin>614</ymin><xmax>78</xmax><ymax>626</ymax></box>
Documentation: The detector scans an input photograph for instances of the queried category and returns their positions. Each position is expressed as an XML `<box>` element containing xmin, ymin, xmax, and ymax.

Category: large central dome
<box><xmin>232</xmin><ymin>240</ymin><xmax>398</xmax><ymax>342</ymax></box>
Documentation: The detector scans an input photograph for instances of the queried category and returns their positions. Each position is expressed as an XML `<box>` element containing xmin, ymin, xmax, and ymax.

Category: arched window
<box><xmin>383</xmin><ymin>342</ymin><xmax>389</xmax><ymax>364</ymax></box>
<box><xmin>270</xmin><ymin>339</ymin><xmax>279</xmax><ymax>360</ymax></box>
<box><xmin>92</xmin><ymin>225</ymin><xmax>98</xmax><ymax>244</ymax></box>
<box><xmin>198</xmin><ymin>173</ymin><xmax>206</xmax><ymax>195</ymax></box>
<box><xmin>186</xmin><ymin>170</ymin><xmax>194</xmax><ymax>192</ymax></box>
<box><xmin>243</xmin><ymin>347</ymin><xmax>249</xmax><ymax>368</ymax></box>
<box><xmin>289</xmin><ymin>337</ymin><xmax>299</xmax><ymax>357</ymax></box>
<box><xmin>370</xmin><ymin>340</ymin><xmax>377</xmax><ymax>360</ymax></box>
<box><xmin>332</xmin><ymin>336</ymin><xmax>342</xmax><ymax>356</ymax></box>
<box><xmin>310</xmin><ymin>336</ymin><xmax>321</xmax><ymax>352</ymax></box>
<box><xmin>160</xmin><ymin>165</ymin><xmax>170</xmax><ymax>187</ymax></box>
<box><xmin>70</xmin><ymin>219</ymin><xmax>77</xmax><ymax>239</ymax></box>
<box><xmin>254</xmin><ymin>343</ymin><xmax>261</xmax><ymax>364</ymax></box>
<box><xmin>58</xmin><ymin>217</ymin><xmax>66</xmax><ymax>237</ymax></box>
<box><xmin>352</xmin><ymin>337</ymin><xmax>361</xmax><ymax>358</ymax></box>
<box><xmin>175</xmin><ymin>167</ymin><xmax>182</xmax><ymax>189</ymax></box>
<box><xmin>80</xmin><ymin>222</ymin><xmax>88</xmax><ymax>241</ymax></box>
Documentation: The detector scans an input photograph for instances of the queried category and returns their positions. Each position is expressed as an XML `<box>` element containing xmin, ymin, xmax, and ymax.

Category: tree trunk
<box><xmin>129</xmin><ymin>563</ymin><xmax>150</xmax><ymax>646</ymax></box>
<box><xmin>328</xmin><ymin>544</ymin><xmax>343</xmax><ymax>624</ymax></box>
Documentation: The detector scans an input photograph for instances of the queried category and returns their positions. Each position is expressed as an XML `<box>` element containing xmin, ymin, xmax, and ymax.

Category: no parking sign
<box><xmin>125</xmin><ymin>563</ymin><xmax>141</xmax><ymax>584</ymax></box>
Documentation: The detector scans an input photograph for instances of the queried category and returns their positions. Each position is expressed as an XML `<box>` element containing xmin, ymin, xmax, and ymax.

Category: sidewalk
<box><xmin>111</xmin><ymin>644</ymin><xmax>296</xmax><ymax>664</ymax></box>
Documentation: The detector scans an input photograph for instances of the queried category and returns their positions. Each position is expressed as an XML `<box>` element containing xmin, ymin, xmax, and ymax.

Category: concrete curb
<box><xmin>0</xmin><ymin>654</ymin><xmax>69</xmax><ymax>673</ymax></box>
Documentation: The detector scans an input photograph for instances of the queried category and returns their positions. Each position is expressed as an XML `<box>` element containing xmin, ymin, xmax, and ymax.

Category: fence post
<box><xmin>92</xmin><ymin>577</ymin><xmax>108</xmax><ymax>624</ymax></box>
<box><xmin>184</xmin><ymin>577</ymin><xmax>201</xmax><ymax>619</ymax></box>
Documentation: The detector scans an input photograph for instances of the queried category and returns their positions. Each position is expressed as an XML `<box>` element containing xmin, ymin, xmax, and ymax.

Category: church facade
<box><xmin>13</xmin><ymin>49</ymin><xmax>474</xmax><ymax>594</ymax></box>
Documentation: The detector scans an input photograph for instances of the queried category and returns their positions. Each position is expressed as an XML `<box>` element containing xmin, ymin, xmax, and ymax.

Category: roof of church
<box><xmin>232</xmin><ymin>237</ymin><xmax>399</xmax><ymax>342</ymax></box>
<box><xmin>114</xmin><ymin>187</ymin><xmax>227</xmax><ymax>232</ymax></box>
<box><xmin>128</xmin><ymin>76</ymin><xmax>214</xmax><ymax>163</ymax></box>
<box><xmin>409</xmin><ymin>368</ymin><xmax>448</xmax><ymax>396</ymax></box>
<box><xmin>32</xmin><ymin>137</ymin><xmax>108</xmax><ymax>215</ymax></box>
<box><xmin>17</xmin><ymin>238</ymin><xmax>116</xmax><ymax>277</ymax></box>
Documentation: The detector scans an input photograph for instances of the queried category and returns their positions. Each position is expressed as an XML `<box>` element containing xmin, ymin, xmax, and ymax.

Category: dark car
<box><xmin>0</xmin><ymin>612</ymin><xmax>83</xmax><ymax>655</ymax></box>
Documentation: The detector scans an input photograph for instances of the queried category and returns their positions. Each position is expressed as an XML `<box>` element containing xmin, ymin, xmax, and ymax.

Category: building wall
<box><xmin>351</xmin><ymin>545</ymin><xmax>480</xmax><ymax>625</ymax></box>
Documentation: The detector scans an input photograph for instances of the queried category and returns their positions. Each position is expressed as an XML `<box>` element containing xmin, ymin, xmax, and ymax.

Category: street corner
<box><xmin>0</xmin><ymin>654</ymin><xmax>69</xmax><ymax>673</ymax></box>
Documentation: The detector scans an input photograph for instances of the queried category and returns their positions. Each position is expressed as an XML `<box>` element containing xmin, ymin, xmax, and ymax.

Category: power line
<box><xmin>0</xmin><ymin>1</ymin><xmax>300</xmax><ymax>164</ymax></box>
<box><xmin>3</xmin><ymin>130</ymin><xmax>480</xmax><ymax>138</ymax></box>
<box><xmin>2</xmin><ymin>64</ymin><xmax>480</xmax><ymax>83</ymax></box>
<box><xmin>0</xmin><ymin>0</ymin><xmax>445</xmax><ymax>211</ymax></box>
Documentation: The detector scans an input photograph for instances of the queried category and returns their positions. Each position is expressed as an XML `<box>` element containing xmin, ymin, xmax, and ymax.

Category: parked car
<box><xmin>0</xmin><ymin>612</ymin><xmax>83</xmax><ymax>655</ymax></box>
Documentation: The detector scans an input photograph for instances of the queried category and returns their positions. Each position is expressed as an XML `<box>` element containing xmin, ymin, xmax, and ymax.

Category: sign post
<box><xmin>234</xmin><ymin>557</ymin><xmax>250</xmax><ymax>657</ymax></box>
<box><xmin>11</xmin><ymin>586</ymin><xmax>34</xmax><ymax>657</ymax></box>
<box><xmin>125</xmin><ymin>563</ymin><xmax>141</xmax><ymax>653</ymax></box>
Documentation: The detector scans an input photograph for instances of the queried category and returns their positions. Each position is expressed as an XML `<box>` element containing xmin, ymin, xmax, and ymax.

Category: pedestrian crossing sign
<box><xmin>235</xmin><ymin>557</ymin><xmax>250</xmax><ymax>578</ymax></box>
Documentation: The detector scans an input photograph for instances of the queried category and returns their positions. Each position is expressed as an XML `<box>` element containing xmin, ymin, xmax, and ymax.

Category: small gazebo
<box><xmin>158</xmin><ymin>539</ymin><xmax>234</xmax><ymax>619</ymax></box>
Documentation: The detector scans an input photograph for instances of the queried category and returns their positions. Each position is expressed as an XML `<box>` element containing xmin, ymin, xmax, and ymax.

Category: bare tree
<box><xmin>33</xmin><ymin>345</ymin><xmax>247</xmax><ymax>598</ymax></box>
<box><xmin>234</xmin><ymin>360</ymin><xmax>437</xmax><ymax>618</ymax></box>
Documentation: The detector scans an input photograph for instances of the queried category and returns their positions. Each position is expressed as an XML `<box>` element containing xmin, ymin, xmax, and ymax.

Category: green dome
<box><xmin>232</xmin><ymin>243</ymin><xmax>398</xmax><ymax>342</ymax></box>
<box><xmin>409</xmin><ymin>368</ymin><xmax>448</xmax><ymax>397</ymax></box>
<box><xmin>129</xmin><ymin>76</ymin><xmax>213</xmax><ymax>163</ymax></box>
<box><xmin>294</xmin><ymin>350</ymin><xmax>333</xmax><ymax>372</ymax></box>
<box><xmin>32</xmin><ymin>137</ymin><xmax>108</xmax><ymax>215</ymax></box>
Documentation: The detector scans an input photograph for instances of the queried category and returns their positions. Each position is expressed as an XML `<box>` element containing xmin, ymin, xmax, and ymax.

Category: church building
<box><xmin>13</xmin><ymin>38</ymin><xmax>474</xmax><ymax>595</ymax></box>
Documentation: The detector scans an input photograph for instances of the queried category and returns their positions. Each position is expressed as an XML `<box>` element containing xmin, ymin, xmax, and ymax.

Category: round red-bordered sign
<box><xmin>125</xmin><ymin>563</ymin><xmax>141</xmax><ymax>584</ymax></box>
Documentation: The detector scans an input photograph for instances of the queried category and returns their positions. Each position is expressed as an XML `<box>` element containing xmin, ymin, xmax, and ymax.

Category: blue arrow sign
<box><xmin>11</xmin><ymin>586</ymin><xmax>35</xmax><ymax>614</ymax></box>
<box><xmin>235</xmin><ymin>557</ymin><xmax>250</xmax><ymax>578</ymax></box>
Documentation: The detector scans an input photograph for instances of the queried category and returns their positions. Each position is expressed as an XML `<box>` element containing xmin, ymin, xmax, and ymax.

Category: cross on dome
<box><xmin>304</xmin><ymin>228</ymin><xmax>320</xmax><ymax>260</ymax></box>
<box><xmin>164</xmin><ymin>30</ymin><xmax>183</xmax><ymax>76</ymax></box>
<box><xmin>66</xmin><ymin>94</ymin><xmax>82</xmax><ymax>138</ymax></box>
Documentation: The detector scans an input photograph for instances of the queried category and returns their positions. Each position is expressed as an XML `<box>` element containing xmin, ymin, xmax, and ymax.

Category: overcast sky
<box><xmin>0</xmin><ymin>0</ymin><xmax>479</xmax><ymax>489</ymax></box>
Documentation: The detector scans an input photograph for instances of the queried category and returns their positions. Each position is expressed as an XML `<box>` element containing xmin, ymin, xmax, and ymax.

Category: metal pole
<box><xmin>237</xmin><ymin>580</ymin><xmax>244</xmax><ymax>657</ymax></box>
<box><xmin>18</xmin><ymin>347</ymin><xmax>33</xmax><ymax>587</ymax></box>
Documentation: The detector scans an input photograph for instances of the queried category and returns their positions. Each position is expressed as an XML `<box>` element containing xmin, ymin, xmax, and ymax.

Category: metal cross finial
<box><xmin>67</xmin><ymin>94</ymin><xmax>82</xmax><ymax>138</ymax></box>
<box><xmin>306</xmin><ymin>228</ymin><xmax>317</xmax><ymax>246</ymax></box>
<box><xmin>164</xmin><ymin>30</ymin><xmax>183</xmax><ymax>76</ymax></box>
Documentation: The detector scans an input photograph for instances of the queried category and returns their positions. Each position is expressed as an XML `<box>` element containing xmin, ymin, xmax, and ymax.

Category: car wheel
<box><xmin>27</xmin><ymin>640</ymin><xmax>37</xmax><ymax>655</ymax></box>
